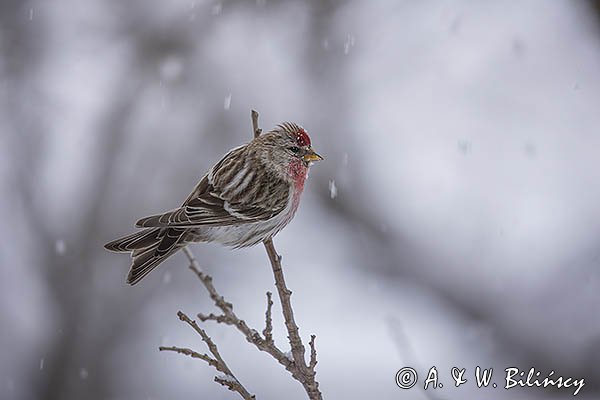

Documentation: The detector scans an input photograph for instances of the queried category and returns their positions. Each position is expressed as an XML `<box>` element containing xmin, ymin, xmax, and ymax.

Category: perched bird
<box><xmin>104</xmin><ymin>122</ymin><xmax>323</xmax><ymax>285</ymax></box>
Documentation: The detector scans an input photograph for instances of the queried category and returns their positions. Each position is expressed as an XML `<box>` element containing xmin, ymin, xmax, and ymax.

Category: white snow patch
<box><xmin>216</xmin><ymin>373</ymin><xmax>236</xmax><ymax>383</ymax></box>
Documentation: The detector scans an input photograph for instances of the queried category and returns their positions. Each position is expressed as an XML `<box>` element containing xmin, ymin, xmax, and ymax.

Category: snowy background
<box><xmin>2</xmin><ymin>0</ymin><xmax>600</xmax><ymax>399</ymax></box>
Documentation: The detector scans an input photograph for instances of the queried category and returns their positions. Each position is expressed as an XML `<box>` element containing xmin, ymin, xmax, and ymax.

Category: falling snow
<box><xmin>79</xmin><ymin>368</ymin><xmax>89</xmax><ymax>380</ymax></box>
<box><xmin>29</xmin><ymin>8</ymin><xmax>34</xmax><ymax>21</ymax></box>
<box><xmin>40</xmin><ymin>358</ymin><xmax>44</xmax><ymax>370</ymax></box>
<box><xmin>55</xmin><ymin>239</ymin><xmax>66</xmax><ymax>255</ymax></box>
<box><xmin>457</xmin><ymin>139</ymin><xmax>471</xmax><ymax>155</ymax></box>
<box><xmin>212</xmin><ymin>3</ymin><xmax>222</xmax><ymax>15</ymax></box>
<box><xmin>328</xmin><ymin>179</ymin><xmax>337</xmax><ymax>199</ymax></box>
<box><xmin>224</xmin><ymin>93</ymin><xmax>232</xmax><ymax>110</ymax></box>
<box><xmin>163</xmin><ymin>271</ymin><xmax>172</xmax><ymax>284</ymax></box>
<box><xmin>524</xmin><ymin>142</ymin><xmax>536</xmax><ymax>159</ymax></box>
<box><xmin>342</xmin><ymin>152</ymin><xmax>349</xmax><ymax>166</ymax></box>
<box><xmin>189</xmin><ymin>1</ymin><xmax>197</xmax><ymax>20</ymax></box>
<box><xmin>343</xmin><ymin>34</ymin><xmax>355</xmax><ymax>55</ymax></box>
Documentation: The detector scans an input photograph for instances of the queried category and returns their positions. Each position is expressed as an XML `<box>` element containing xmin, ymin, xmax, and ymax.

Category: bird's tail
<box><xmin>104</xmin><ymin>228</ymin><xmax>163</xmax><ymax>253</ymax></box>
<box><xmin>104</xmin><ymin>227</ymin><xmax>189</xmax><ymax>285</ymax></box>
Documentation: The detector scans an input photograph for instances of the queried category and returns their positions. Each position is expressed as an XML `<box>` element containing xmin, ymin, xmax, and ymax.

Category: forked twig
<box><xmin>160</xmin><ymin>310</ymin><xmax>255</xmax><ymax>399</ymax></box>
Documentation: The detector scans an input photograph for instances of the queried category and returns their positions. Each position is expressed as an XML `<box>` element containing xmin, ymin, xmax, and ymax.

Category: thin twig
<box><xmin>309</xmin><ymin>335</ymin><xmax>318</xmax><ymax>371</ymax></box>
<box><xmin>263</xmin><ymin>292</ymin><xmax>274</xmax><ymax>344</ymax></box>
<box><xmin>263</xmin><ymin>240</ymin><xmax>306</xmax><ymax>364</ymax></box>
<box><xmin>184</xmin><ymin>247</ymin><xmax>233</xmax><ymax>310</ymax></box>
<box><xmin>197</xmin><ymin>312</ymin><xmax>230</xmax><ymax>324</ymax></box>
<box><xmin>182</xmin><ymin>247</ymin><xmax>295</xmax><ymax>372</ymax></box>
<box><xmin>160</xmin><ymin>310</ymin><xmax>255</xmax><ymax>399</ymax></box>
<box><xmin>158</xmin><ymin>346</ymin><xmax>216</xmax><ymax>367</ymax></box>
<box><xmin>262</xmin><ymin>239</ymin><xmax>321</xmax><ymax>399</ymax></box>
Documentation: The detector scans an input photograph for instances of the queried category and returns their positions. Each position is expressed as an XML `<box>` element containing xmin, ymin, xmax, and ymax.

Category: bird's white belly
<box><xmin>191</xmin><ymin>189</ymin><xmax>299</xmax><ymax>248</ymax></box>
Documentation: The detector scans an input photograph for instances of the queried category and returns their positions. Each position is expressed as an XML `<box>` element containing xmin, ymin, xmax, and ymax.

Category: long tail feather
<box><xmin>104</xmin><ymin>228</ymin><xmax>161</xmax><ymax>252</ymax></box>
<box><xmin>105</xmin><ymin>227</ymin><xmax>190</xmax><ymax>285</ymax></box>
<box><xmin>126</xmin><ymin>243</ymin><xmax>183</xmax><ymax>285</ymax></box>
<box><xmin>126</xmin><ymin>228</ymin><xmax>189</xmax><ymax>285</ymax></box>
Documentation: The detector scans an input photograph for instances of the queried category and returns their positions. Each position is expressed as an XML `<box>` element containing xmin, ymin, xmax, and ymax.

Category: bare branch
<box><xmin>176</xmin><ymin>311</ymin><xmax>231</xmax><ymax>375</ymax></box>
<box><xmin>197</xmin><ymin>312</ymin><xmax>231</xmax><ymax>324</ymax></box>
<box><xmin>262</xmin><ymin>239</ymin><xmax>322</xmax><ymax>399</ymax></box>
<box><xmin>161</xmin><ymin>310</ymin><xmax>256</xmax><ymax>400</ymax></box>
<box><xmin>158</xmin><ymin>346</ymin><xmax>217</xmax><ymax>367</ymax></box>
<box><xmin>181</xmin><ymin>247</ymin><xmax>294</xmax><ymax>371</ymax></box>
<box><xmin>262</xmin><ymin>240</ymin><xmax>306</xmax><ymax>364</ymax></box>
<box><xmin>215</xmin><ymin>375</ymin><xmax>255</xmax><ymax>398</ymax></box>
<box><xmin>184</xmin><ymin>247</ymin><xmax>234</xmax><ymax>310</ymax></box>
<box><xmin>309</xmin><ymin>335</ymin><xmax>318</xmax><ymax>371</ymax></box>
<box><xmin>263</xmin><ymin>292</ymin><xmax>274</xmax><ymax>344</ymax></box>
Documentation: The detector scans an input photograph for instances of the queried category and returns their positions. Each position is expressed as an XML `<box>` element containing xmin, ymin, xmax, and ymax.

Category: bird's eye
<box><xmin>289</xmin><ymin>146</ymin><xmax>300</xmax><ymax>154</ymax></box>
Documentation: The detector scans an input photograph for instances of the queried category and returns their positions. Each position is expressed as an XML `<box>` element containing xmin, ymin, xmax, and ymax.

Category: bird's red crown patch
<box><xmin>296</xmin><ymin>128</ymin><xmax>311</xmax><ymax>147</ymax></box>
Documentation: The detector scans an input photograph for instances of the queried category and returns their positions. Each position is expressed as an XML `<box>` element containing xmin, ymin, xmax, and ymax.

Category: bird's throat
<box><xmin>289</xmin><ymin>159</ymin><xmax>308</xmax><ymax>192</ymax></box>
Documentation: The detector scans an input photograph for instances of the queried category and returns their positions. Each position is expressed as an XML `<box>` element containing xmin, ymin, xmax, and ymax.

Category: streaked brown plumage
<box><xmin>104</xmin><ymin>123</ymin><xmax>322</xmax><ymax>285</ymax></box>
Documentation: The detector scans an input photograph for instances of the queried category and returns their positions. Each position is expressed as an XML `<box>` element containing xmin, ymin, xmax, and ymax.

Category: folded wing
<box><xmin>136</xmin><ymin>146</ymin><xmax>289</xmax><ymax>228</ymax></box>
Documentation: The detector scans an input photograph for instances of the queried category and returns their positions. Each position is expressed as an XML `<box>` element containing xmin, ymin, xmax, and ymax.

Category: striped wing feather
<box><xmin>136</xmin><ymin>145</ymin><xmax>289</xmax><ymax>228</ymax></box>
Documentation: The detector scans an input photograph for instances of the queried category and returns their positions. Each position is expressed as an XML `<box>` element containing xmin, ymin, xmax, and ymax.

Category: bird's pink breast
<box><xmin>288</xmin><ymin>159</ymin><xmax>308</xmax><ymax>214</ymax></box>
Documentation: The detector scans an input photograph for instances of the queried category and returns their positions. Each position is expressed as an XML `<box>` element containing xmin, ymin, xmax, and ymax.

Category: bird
<box><xmin>104</xmin><ymin>122</ymin><xmax>323</xmax><ymax>285</ymax></box>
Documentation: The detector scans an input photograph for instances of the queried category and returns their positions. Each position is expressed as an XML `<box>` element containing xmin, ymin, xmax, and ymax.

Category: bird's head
<box><xmin>254</xmin><ymin>122</ymin><xmax>323</xmax><ymax>181</ymax></box>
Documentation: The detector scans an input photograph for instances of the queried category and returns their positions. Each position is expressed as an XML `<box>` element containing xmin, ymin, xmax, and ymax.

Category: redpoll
<box><xmin>104</xmin><ymin>122</ymin><xmax>323</xmax><ymax>285</ymax></box>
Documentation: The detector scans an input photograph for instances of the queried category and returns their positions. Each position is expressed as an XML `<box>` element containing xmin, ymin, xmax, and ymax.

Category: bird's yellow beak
<box><xmin>303</xmin><ymin>148</ymin><xmax>324</xmax><ymax>163</ymax></box>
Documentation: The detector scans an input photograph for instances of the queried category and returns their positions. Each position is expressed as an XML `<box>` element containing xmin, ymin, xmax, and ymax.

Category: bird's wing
<box><xmin>136</xmin><ymin>146</ymin><xmax>290</xmax><ymax>228</ymax></box>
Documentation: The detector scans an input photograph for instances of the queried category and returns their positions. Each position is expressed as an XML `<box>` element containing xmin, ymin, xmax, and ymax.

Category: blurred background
<box><xmin>2</xmin><ymin>0</ymin><xmax>600</xmax><ymax>399</ymax></box>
